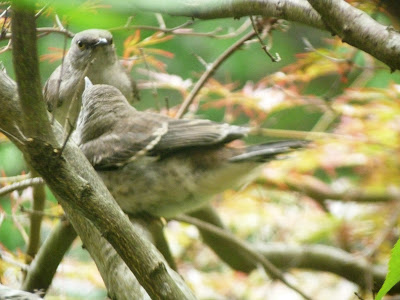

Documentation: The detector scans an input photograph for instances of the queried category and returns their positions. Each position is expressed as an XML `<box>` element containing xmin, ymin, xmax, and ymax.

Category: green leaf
<box><xmin>375</xmin><ymin>238</ymin><xmax>400</xmax><ymax>300</ymax></box>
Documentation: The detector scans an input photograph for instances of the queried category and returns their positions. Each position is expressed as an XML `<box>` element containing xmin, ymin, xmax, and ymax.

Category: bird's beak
<box><xmin>93</xmin><ymin>37</ymin><xmax>109</xmax><ymax>47</ymax></box>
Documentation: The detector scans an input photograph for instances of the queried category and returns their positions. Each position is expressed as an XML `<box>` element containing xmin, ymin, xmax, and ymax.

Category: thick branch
<box><xmin>306</xmin><ymin>0</ymin><xmax>400</xmax><ymax>71</ymax></box>
<box><xmin>22</xmin><ymin>219</ymin><xmax>77</xmax><ymax>293</ymax></box>
<box><xmin>131</xmin><ymin>0</ymin><xmax>325</xmax><ymax>29</ymax></box>
<box><xmin>174</xmin><ymin>215</ymin><xmax>312</xmax><ymax>300</ymax></box>
<box><xmin>256</xmin><ymin>243</ymin><xmax>397</xmax><ymax>294</ymax></box>
<box><xmin>11</xmin><ymin>1</ymin><xmax>55</xmax><ymax>141</ymax></box>
<box><xmin>7</xmin><ymin>4</ymin><xmax>194</xmax><ymax>299</ymax></box>
<box><xmin>188</xmin><ymin>205</ymin><xmax>256</xmax><ymax>272</ymax></box>
<box><xmin>178</xmin><ymin>213</ymin><xmax>400</xmax><ymax>295</ymax></box>
<box><xmin>25</xmin><ymin>170</ymin><xmax>46</xmax><ymax>264</ymax></box>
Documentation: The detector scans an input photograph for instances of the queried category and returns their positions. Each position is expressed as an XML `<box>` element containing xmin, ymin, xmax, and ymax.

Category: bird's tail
<box><xmin>229</xmin><ymin>140</ymin><xmax>308</xmax><ymax>163</ymax></box>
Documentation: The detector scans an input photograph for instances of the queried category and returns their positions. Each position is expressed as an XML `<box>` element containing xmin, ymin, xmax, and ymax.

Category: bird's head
<box><xmin>68</xmin><ymin>29</ymin><xmax>116</xmax><ymax>69</ymax></box>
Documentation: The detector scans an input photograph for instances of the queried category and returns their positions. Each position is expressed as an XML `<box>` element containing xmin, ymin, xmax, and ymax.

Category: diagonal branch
<box><xmin>174</xmin><ymin>214</ymin><xmax>313</xmax><ymax>300</ymax></box>
<box><xmin>306</xmin><ymin>0</ymin><xmax>400</xmax><ymax>71</ymax></box>
<box><xmin>176</xmin><ymin>25</ymin><xmax>257</xmax><ymax>118</ymax></box>
<box><xmin>9</xmin><ymin>2</ymin><xmax>194</xmax><ymax>299</ymax></box>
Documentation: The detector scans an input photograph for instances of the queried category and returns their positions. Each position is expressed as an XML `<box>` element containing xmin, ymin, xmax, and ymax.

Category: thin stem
<box><xmin>173</xmin><ymin>214</ymin><xmax>313</xmax><ymax>300</ymax></box>
<box><xmin>176</xmin><ymin>28</ymin><xmax>259</xmax><ymax>118</ymax></box>
<box><xmin>0</xmin><ymin>177</ymin><xmax>44</xmax><ymax>197</ymax></box>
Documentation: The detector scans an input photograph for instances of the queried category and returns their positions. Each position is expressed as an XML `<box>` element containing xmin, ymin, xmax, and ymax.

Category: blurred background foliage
<box><xmin>1</xmin><ymin>0</ymin><xmax>400</xmax><ymax>299</ymax></box>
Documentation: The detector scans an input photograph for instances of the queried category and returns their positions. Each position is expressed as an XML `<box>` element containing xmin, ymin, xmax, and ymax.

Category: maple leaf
<box><xmin>40</xmin><ymin>47</ymin><xmax>66</xmax><ymax>63</ymax></box>
<box><xmin>122</xmin><ymin>30</ymin><xmax>174</xmax><ymax>72</ymax></box>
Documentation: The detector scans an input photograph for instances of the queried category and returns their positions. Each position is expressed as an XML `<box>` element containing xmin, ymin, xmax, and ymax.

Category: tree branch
<box><xmin>174</xmin><ymin>214</ymin><xmax>313</xmax><ymax>300</ymax></box>
<box><xmin>22</xmin><ymin>219</ymin><xmax>77</xmax><ymax>294</ymax></box>
<box><xmin>176</xmin><ymin>25</ymin><xmax>257</xmax><ymax>118</ymax></box>
<box><xmin>25</xmin><ymin>169</ymin><xmax>46</xmax><ymax>264</ymax></box>
<box><xmin>11</xmin><ymin>1</ymin><xmax>55</xmax><ymax>141</ymax></box>
<box><xmin>0</xmin><ymin>177</ymin><xmax>44</xmax><ymax>197</ymax></box>
<box><xmin>255</xmin><ymin>243</ymin><xmax>399</xmax><ymax>294</ymax></box>
<box><xmin>306</xmin><ymin>0</ymin><xmax>400</xmax><ymax>71</ymax></box>
<box><xmin>7</xmin><ymin>3</ymin><xmax>194</xmax><ymax>299</ymax></box>
<box><xmin>176</xmin><ymin>214</ymin><xmax>400</xmax><ymax>295</ymax></box>
<box><xmin>131</xmin><ymin>0</ymin><xmax>325</xmax><ymax>29</ymax></box>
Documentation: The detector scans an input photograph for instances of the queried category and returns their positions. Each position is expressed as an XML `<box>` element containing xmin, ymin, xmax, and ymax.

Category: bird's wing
<box><xmin>156</xmin><ymin>117</ymin><xmax>249</xmax><ymax>151</ymax></box>
<box><xmin>81</xmin><ymin>112</ymin><xmax>249</xmax><ymax>169</ymax></box>
<box><xmin>43</xmin><ymin>65</ymin><xmax>63</xmax><ymax>112</ymax></box>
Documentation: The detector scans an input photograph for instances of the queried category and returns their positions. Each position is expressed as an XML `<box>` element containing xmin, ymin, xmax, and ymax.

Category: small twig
<box><xmin>0</xmin><ymin>126</ymin><xmax>25</xmax><ymax>145</ymax></box>
<box><xmin>35</xmin><ymin>3</ymin><xmax>49</xmax><ymax>19</ymax></box>
<box><xmin>302</xmin><ymin>37</ymin><xmax>384</xmax><ymax>72</ymax></box>
<box><xmin>192</xmin><ymin>53</ymin><xmax>208</xmax><ymax>68</ymax></box>
<box><xmin>0</xmin><ymin>250</ymin><xmax>28</xmax><ymax>271</ymax></box>
<box><xmin>37</xmin><ymin>27</ymin><xmax>74</xmax><ymax>38</ymax></box>
<box><xmin>9</xmin><ymin>191</ymin><xmax>29</xmax><ymax>244</ymax></box>
<box><xmin>310</xmin><ymin>110</ymin><xmax>338</xmax><ymax>133</ymax></box>
<box><xmin>155</xmin><ymin>13</ymin><xmax>166</xmax><ymax>29</ymax></box>
<box><xmin>0</xmin><ymin>173</ymin><xmax>30</xmax><ymax>184</ymax></box>
<box><xmin>20</xmin><ymin>206</ymin><xmax>64</xmax><ymax>220</ymax></box>
<box><xmin>0</xmin><ymin>5</ymin><xmax>10</xmax><ymax>39</ymax></box>
<box><xmin>250</xmin><ymin>16</ymin><xmax>280</xmax><ymax>62</ymax></box>
<box><xmin>108</xmin><ymin>19</ymin><xmax>251</xmax><ymax>39</ymax></box>
<box><xmin>0</xmin><ymin>27</ymin><xmax>75</xmax><ymax>41</ymax></box>
<box><xmin>302</xmin><ymin>37</ymin><xmax>347</xmax><ymax>63</ymax></box>
<box><xmin>54</xmin><ymin>14</ymin><xmax>64</xmax><ymax>30</ymax></box>
<box><xmin>176</xmin><ymin>29</ymin><xmax>259</xmax><ymax>118</ymax></box>
<box><xmin>59</xmin><ymin>119</ymin><xmax>74</xmax><ymax>156</ymax></box>
<box><xmin>0</xmin><ymin>6</ymin><xmax>10</xmax><ymax>19</ymax></box>
<box><xmin>173</xmin><ymin>214</ymin><xmax>313</xmax><ymax>300</ymax></box>
<box><xmin>0</xmin><ymin>37</ymin><xmax>11</xmax><ymax>53</ymax></box>
<box><xmin>0</xmin><ymin>177</ymin><xmax>44</xmax><ymax>197</ymax></box>
<box><xmin>124</xmin><ymin>16</ymin><xmax>133</xmax><ymax>27</ymax></box>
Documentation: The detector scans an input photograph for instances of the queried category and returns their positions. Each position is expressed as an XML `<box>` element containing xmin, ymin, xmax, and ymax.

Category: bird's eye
<box><xmin>109</xmin><ymin>38</ymin><xmax>113</xmax><ymax>45</ymax></box>
<box><xmin>77</xmin><ymin>40</ymin><xmax>85</xmax><ymax>50</ymax></box>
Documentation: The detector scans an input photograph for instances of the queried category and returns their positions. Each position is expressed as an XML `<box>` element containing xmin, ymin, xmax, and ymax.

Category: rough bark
<box><xmin>4</xmin><ymin>2</ymin><xmax>195</xmax><ymax>299</ymax></box>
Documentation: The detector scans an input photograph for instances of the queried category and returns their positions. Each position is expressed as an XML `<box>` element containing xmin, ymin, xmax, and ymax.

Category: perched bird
<box><xmin>44</xmin><ymin>29</ymin><xmax>139</xmax><ymax>126</ymax></box>
<box><xmin>76</xmin><ymin>78</ymin><xmax>306</xmax><ymax>218</ymax></box>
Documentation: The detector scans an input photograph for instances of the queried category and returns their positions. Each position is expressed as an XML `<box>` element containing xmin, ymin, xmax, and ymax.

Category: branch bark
<box><xmin>131</xmin><ymin>0</ymin><xmax>325</xmax><ymax>29</ymax></box>
<box><xmin>255</xmin><ymin>243</ymin><xmax>398</xmax><ymax>294</ymax></box>
<box><xmin>22</xmin><ymin>219</ymin><xmax>77</xmax><ymax>293</ymax></box>
<box><xmin>6</xmin><ymin>2</ymin><xmax>194</xmax><ymax>299</ymax></box>
<box><xmin>306</xmin><ymin>0</ymin><xmax>400</xmax><ymax>71</ymax></box>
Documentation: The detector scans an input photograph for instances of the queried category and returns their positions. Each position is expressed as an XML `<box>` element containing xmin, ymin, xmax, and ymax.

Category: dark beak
<box><xmin>93</xmin><ymin>38</ymin><xmax>109</xmax><ymax>47</ymax></box>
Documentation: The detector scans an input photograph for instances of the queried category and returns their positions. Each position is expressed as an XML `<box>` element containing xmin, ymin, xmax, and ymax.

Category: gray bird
<box><xmin>44</xmin><ymin>29</ymin><xmax>139</xmax><ymax>126</ymax></box>
<box><xmin>76</xmin><ymin>78</ymin><xmax>306</xmax><ymax>218</ymax></box>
